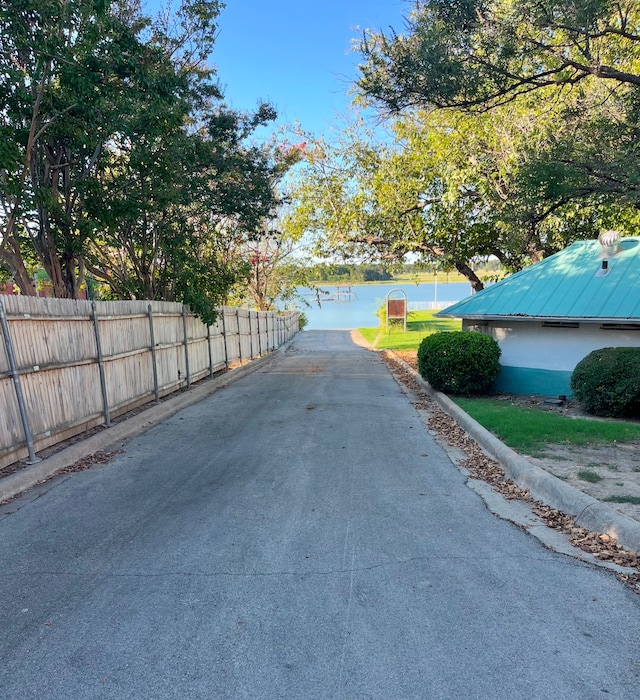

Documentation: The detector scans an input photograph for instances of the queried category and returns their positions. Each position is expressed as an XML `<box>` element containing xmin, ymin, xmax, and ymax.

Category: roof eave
<box><xmin>439</xmin><ymin>313</ymin><xmax>640</xmax><ymax>323</ymax></box>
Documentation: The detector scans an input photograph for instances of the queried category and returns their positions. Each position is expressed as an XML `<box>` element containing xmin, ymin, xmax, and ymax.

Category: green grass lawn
<box><xmin>360</xmin><ymin>313</ymin><xmax>640</xmax><ymax>452</ymax></box>
<box><xmin>358</xmin><ymin>310</ymin><xmax>461</xmax><ymax>351</ymax></box>
<box><xmin>452</xmin><ymin>397</ymin><xmax>640</xmax><ymax>454</ymax></box>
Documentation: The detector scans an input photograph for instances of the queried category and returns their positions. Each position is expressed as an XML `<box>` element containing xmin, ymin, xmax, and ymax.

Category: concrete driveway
<box><xmin>0</xmin><ymin>330</ymin><xmax>639</xmax><ymax>698</ymax></box>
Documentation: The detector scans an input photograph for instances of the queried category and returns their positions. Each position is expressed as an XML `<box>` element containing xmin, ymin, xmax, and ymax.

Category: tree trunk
<box><xmin>0</xmin><ymin>240</ymin><xmax>36</xmax><ymax>296</ymax></box>
<box><xmin>454</xmin><ymin>261</ymin><xmax>484</xmax><ymax>292</ymax></box>
<box><xmin>61</xmin><ymin>251</ymin><xmax>81</xmax><ymax>299</ymax></box>
<box><xmin>38</xmin><ymin>228</ymin><xmax>68</xmax><ymax>298</ymax></box>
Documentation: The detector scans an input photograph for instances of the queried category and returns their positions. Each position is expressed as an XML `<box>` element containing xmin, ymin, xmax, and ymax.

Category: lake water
<box><xmin>298</xmin><ymin>282</ymin><xmax>472</xmax><ymax>329</ymax></box>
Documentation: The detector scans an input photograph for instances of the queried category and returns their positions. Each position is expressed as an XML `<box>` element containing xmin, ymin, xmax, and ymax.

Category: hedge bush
<box><xmin>417</xmin><ymin>331</ymin><xmax>501</xmax><ymax>395</ymax></box>
<box><xmin>570</xmin><ymin>347</ymin><xmax>640</xmax><ymax>418</ymax></box>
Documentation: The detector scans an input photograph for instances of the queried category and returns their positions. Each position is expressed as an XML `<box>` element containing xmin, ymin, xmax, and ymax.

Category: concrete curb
<box><xmin>0</xmin><ymin>349</ymin><xmax>283</xmax><ymax>504</ymax></box>
<box><xmin>385</xmin><ymin>351</ymin><xmax>640</xmax><ymax>555</ymax></box>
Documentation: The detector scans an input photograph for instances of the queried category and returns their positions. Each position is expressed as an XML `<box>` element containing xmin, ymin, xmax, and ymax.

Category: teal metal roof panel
<box><xmin>441</xmin><ymin>237</ymin><xmax>640</xmax><ymax>320</ymax></box>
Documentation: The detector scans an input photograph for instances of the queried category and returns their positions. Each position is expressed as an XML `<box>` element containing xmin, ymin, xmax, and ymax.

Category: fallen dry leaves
<box><xmin>0</xmin><ymin>450</ymin><xmax>124</xmax><ymax>506</ymax></box>
<box><xmin>54</xmin><ymin>450</ymin><xmax>124</xmax><ymax>474</ymax></box>
<box><xmin>382</xmin><ymin>352</ymin><xmax>640</xmax><ymax>593</ymax></box>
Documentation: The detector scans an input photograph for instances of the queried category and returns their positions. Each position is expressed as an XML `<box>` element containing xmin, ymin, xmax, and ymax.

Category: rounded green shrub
<box><xmin>417</xmin><ymin>331</ymin><xmax>501</xmax><ymax>395</ymax></box>
<box><xmin>570</xmin><ymin>347</ymin><xmax>640</xmax><ymax>418</ymax></box>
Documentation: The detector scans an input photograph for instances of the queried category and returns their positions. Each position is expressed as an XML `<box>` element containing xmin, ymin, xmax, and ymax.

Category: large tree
<box><xmin>286</xmin><ymin>104</ymin><xmax>617</xmax><ymax>291</ymax></box>
<box><xmin>283</xmin><ymin>1</ymin><xmax>640</xmax><ymax>283</ymax></box>
<box><xmin>357</xmin><ymin>1</ymin><xmax>640</xmax><ymax>111</ymax></box>
<box><xmin>356</xmin><ymin>0</ymin><xmax>640</xmax><ymax>206</ymax></box>
<box><xmin>1</xmin><ymin>0</ymin><xmax>272</xmax><ymax>314</ymax></box>
<box><xmin>84</xmin><ymin>104</ymin><xmax>285</xmax><ymax>324</ymax></box>
<box><xmin>0</xmin><ymin>0</ymin><xmax>158</xmax><ymax>296</ymax></box>
<box><xmin>0</xmin><ymin>0</ymin><xmax>301</xmax><ymax>320</ymax></box>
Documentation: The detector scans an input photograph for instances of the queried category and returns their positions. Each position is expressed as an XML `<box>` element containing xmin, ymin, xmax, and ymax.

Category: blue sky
<box><xmin>145</xmin><ymin>0</ymin><xmax>409</xmax><ymax>139</ymax></box>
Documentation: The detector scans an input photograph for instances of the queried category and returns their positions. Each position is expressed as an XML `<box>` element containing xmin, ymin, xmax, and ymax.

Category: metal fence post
<box><xmin>236</xmin><ymin>308</ymin><xmax>242</xmax><ymax>363</ymax></box>
<box><xmin>0</xmin><ymin>298</ymin><xmax>39</xmax><ymax>463</ymax></box>
<box><xmin>257</xmin><ymin>312</ymin><xmax>263</xmax><ymax>356</ymax></box>
<box><xmin>182</xmin><ymin>306</ymin><xmax>191</xmax><ymax>389</ymax></box>
<box><xmin>91</xmin><ymin>302</ymin><xmax>111</xmax><ymax>426</ymax></box>
<box><xmin>207</xmin><ymin>324</ymin><xmax>213</xmax><ymax>378</ymax></box>
<box><xmin>248</xmin><ymin>310</ymin><xmax>254</xmax><ymax>359</ymax></box>
<box><xmin>147</xmin><ymin>304</ymin><xmax>159</xmax><ymax>403</ymax></box>
<box><xmin>220</xmin><ymin>308</ymin><xmax>229</xmax><ymax>370</ymax></box>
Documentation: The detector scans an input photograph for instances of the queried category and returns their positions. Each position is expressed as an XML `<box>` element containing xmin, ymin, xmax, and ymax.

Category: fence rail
<box><xmin>0</xmin><ymin>296</ymin><xmax>298</xmax><ymax>469</ymax></box>
<box><xmin>407</xmin><ymin>300</ymin><xmax>458</xmax><ymax>311</ymax></box>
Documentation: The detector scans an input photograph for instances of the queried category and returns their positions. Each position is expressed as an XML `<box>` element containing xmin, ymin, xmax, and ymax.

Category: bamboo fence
<box><xmin>0</xmin><ymin>296</ymin><xmax>298</xmax><ymax>469</ymax></box>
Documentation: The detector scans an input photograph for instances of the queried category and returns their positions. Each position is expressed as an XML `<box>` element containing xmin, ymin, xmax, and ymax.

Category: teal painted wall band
<box><xmin>496</xmin><ymin>366</ymin><xmax>573</xmax><ymax>397</ymax></box>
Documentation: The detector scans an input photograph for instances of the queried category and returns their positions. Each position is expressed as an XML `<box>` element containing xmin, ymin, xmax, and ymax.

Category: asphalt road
<box><xmin>1</xmin><ymin>330</ymin><xmax>639</xmax><ymax>699</ymax></box>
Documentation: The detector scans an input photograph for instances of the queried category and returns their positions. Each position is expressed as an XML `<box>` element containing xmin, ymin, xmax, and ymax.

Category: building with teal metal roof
<box><xmin>438</xmin><ymin>235</ymin><xmax>640</xmax><ymax>396</ymax></box>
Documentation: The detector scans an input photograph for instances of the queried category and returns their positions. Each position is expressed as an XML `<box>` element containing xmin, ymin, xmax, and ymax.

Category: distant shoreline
<box><xmin>307</xmin><ymin>273</ymin><xmax>471</xmax><ymax>286</ymax></box>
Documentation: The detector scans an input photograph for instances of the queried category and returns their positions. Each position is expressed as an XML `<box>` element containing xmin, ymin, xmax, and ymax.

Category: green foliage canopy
<box><xmin>358</xmin><ymin>1</ymin><xmax>640</xmax><ymax>111</ymax></box>
<box><xmin>0</xmin><ymin>0</ymin><xmax>295</xmax><ymax>324</ymax></box>
<box><xmin>286</xmin><ymin>107</ymin><xmax>611</xmax><ymax>290</ymax></box>
<box><xmin>284</xmin><ymin>0</ymin><xmax>640</xmax><ymax>284</ymax></box>
<box><xmin>356</xmin><ymin>0</ymin><xmax>640</xmax><ymax>208</ymax></box>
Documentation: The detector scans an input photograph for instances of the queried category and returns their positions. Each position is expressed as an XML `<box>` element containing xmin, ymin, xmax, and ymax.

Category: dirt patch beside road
<box><xmin>530</xmin><ymin>443</ymin><xmax>640</xmax><ymax>523</ymax></box>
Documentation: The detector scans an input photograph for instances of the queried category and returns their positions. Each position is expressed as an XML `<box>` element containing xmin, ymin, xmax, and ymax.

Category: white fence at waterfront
<box><xmin>407</xmin><ymin>301</ymin><xmax>458</xmax><ymax>311</ymax></box>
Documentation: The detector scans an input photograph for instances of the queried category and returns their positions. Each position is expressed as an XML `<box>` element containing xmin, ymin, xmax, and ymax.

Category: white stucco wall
<box><xmin>463</xmin><ymin>320</ymin><xmax>640</xmax><ymax>371</ymax></box>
